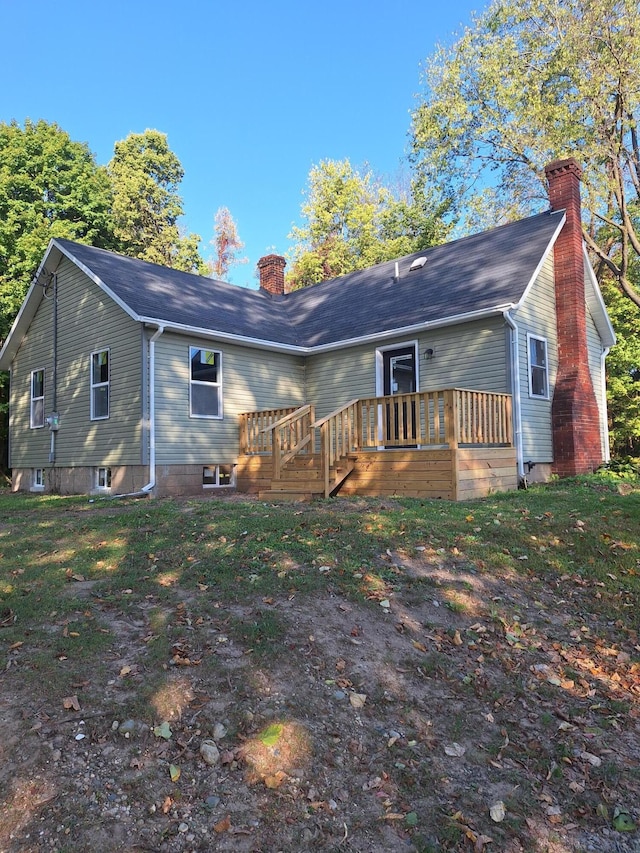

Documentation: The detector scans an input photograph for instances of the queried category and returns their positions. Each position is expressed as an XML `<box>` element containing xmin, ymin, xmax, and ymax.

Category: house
<box><xmin>0</xmin><ymin>158</ymin><xmax>615</xmax><ymax>500</ymax></box>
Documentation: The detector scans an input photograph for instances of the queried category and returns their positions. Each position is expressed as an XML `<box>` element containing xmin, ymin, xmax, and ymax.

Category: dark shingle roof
<box><xmin>55</xmin><ymin>210</ymin><xmax>563</xmax><ymax>350</ymax></box>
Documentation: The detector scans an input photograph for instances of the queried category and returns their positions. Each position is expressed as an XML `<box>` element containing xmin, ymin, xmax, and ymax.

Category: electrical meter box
<box><xmin>46</xmin><ymin>413</ymin><xmax>60</xmax><ymax>431</ymax></box>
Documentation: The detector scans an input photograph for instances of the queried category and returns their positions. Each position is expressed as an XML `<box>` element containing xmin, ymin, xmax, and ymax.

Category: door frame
<box><xmin>375</xmin><ymin>341</ymin><xmax>420</xmax><ymax>447</ymax></box>
<box><xmin>375</xmin><ymin>340</ymin><xmax>420</xmax><ymax>396</ymax></box>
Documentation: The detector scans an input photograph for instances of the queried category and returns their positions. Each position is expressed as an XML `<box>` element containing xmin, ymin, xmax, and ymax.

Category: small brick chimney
<box><xmin>257</xmin><ymin>254</ymin><xmax>286</xmax><ymax>295</ymax></box>
<box><xmin>545</xmin><ymin>158</ymin><xmax>603</xmax><ymax>475</ymax></box>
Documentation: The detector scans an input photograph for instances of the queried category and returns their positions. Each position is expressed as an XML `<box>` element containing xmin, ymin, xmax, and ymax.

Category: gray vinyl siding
<box><xmin>153</xmin><ymin>333</ymin><xmax>305</xmax><ymax>463</ymax></box>
<box><xmin>306</xmin><ymin>318</ymin><xmax>509</xmax><ymax>421</ymax></box>
<box><xmin>512</xmin><ymin>254</ymin><xmax>558</xmax><ymax>462</ymax></box>
<box><xmin>9</xmin><ymin>258</ymin><xmax>143</xmax><ymax>468</ymax></box>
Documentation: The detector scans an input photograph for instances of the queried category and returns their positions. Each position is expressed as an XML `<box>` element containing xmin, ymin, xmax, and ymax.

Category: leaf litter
<box><xmin>0</xmin><ymin>494</ymin><xmax>639</xmax><ymax>852</ymax></box>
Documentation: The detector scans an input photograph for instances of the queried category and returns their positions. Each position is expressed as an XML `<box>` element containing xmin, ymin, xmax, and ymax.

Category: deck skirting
<box><xmin>236</xmin><ymin>446</ymin><xmax>517</xmax><ymax>501</ymax></box>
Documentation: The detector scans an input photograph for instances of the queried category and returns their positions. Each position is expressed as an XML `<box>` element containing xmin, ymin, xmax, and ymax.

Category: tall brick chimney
<box><xmin>257</xmin><ymin>254</ymin><xmax>286</xmax><ymax>295</ymax></box>
<box><xmin>545</xmin><ymin>158</ymin><xmax>603</xmax><ymax>475</ymax></box>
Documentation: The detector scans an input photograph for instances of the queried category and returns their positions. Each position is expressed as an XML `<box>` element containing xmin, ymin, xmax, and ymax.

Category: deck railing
<box><xmin>240</xmin><ymin>389</ymin><xmax>512</xmax><ymax>493</ymax></box>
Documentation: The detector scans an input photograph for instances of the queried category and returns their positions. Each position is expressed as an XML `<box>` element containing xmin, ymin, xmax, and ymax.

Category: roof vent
<box><xmin>409</xmin><ymin>256</ymin><xmax>428</xmax><ymax>271</ymax></box>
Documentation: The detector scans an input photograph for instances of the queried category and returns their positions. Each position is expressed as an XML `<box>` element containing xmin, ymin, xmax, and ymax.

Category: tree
<box><xmin>287</xmin><ymin>159</ymin><xmax>449</xmax><ymax>289</ymax></box>
<box><xmin>0</xmin><ymin>119</ymin><xmax>115</xmax><ymax>341</ymax></box>
<box><xmin>602</xmin><ymin>279</ymin><xmax>640</xmax><ymax>456</ymax></box>
<box><xmin>208</xmin><ymin>207</ymin><xmax>247</xmax><ymax>280</ymax></box>
<box><xmin>108</xmin><ymin>130</ymin><xmax>205</xmax><ymax>274</ymax></box>
<box><xmin>411</xmin><ymin>0</ymin><xmax>640</xmax><ymax>308</ymax></box>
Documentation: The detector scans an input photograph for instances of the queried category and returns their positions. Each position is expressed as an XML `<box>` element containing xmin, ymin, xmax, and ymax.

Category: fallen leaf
<box><xmin>264</xmin><ymin>770</ymin><xmax>287</xmax><ymax>789</ymax></box>
<box><xmin>350</xmin><ymin>693</ymin><xmax>367</xmax><ymax>709</ymax></box>
<box><xmin>62</xmin><ymin>695</ymin><xmax>80</xmax><ymax>712</ymax></box>
<box><xmin>490</xmin><ymin>801</ymin><xmax>506</xmax><ymax>822</ymax></box>
<box><xmin>613</xmin><ymin>808</ymin><xmax>636</xmax><ymax>832</ymax></box>
<box><xmin>153</xmin><ymin>722</ymin><xmax>173</xmax><ymax>740</ymax></box>
<box><xmin>453</xmin><ymin>630</ymin><xmax>463</xmax><ymax>646</ymax></box>
<box><xmin>259</xmin><ymin>723</ymin><xmax>283</xmax><ymax>746</ymax></box>
<box><xmin>169</xmin><ymin>763</ymin><xmax>181</xmax><ymax>782</ymax></box>
<box><xmin>444</xmin><ymin>742</ymin><xmax>465</xmax><ymax>757</ymax></box>
<box><xmin>119</xmin><ymin>665</ymin><xmax>132</xmax><ymax>677</ymax></box>
<box><xmin>411</xmin><ymin>640</ymin><xmax>427</xmax><ymax>652</ymax></box>
<box><xmin>213</xmin><ymin>815</ymin><xmax>232</xmax><ymax>833</ymax></box>
<box><xmin>161</xmin><ymin>796</ymin><xmax>173</xmax><ymax>814</ymax></box>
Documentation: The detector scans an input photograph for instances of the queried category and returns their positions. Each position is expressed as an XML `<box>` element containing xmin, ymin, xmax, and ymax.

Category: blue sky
<box><xmin>2</xmin><ymin>0</ymin><xmax>482</xmax><ymax>287</ymax></box>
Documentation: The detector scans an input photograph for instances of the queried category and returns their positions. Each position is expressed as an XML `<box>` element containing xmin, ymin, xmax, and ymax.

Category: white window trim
<box><xmin>526</xmin><ymin>333</ymin><xmax>549</xmax><ymax>400</ymax></box>
<box><xmin>30</xmin><ymin>368</ymin><xmax>45</xmax><ymax>429</ymax></box>
<box><xmin>202</xmin><ymin>464</ymin><xmax>236</xmax><ymax>489</ymax></box>
<box><xmin>31</xmin><ymin>468</ymin><xmax>45</xmax><ymax>491</ymax></box>
<box><xmin>189</xmin><ymin>346</ymin><xmax>223</xmax><ymax>420</ymax></box>
<box><xmin>91</xmin><ymin>348</ymin><xmax>110</xmax><ymax>421</ymax></box>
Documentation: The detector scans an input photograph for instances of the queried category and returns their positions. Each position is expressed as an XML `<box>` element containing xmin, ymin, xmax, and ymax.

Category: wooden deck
<box><xmin>237</xmin><ymin>389</ymin><xmax>518</xmax><ymax>501</ymax></box>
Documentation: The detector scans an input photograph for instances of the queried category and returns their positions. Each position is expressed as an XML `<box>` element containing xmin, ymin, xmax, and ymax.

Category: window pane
<box><xmin>191</xmin><ymin>348</ymin><xmax>219</xmax><ymax>383</ymax></box>
<box><xmin>531</xmin><ymin>365</ymin><xmax>547</xmax><ymax>397</ymax></box>
<box><xmin>32</xmin><ymin>370</ymin><xmax>44</xmax><ymax>397</ymax></box>
<box><xmin>530</xmin><ymin>338</ymin><xmax>547</xmax><ymax>368</ymax></box>
<box><xmin>93</xmin><ymin>386</ymin><xmax>109</xmax><ymax>418</ymax></box>
<box><xmin>32</xmin><ymin>398</ymin><xmax>44</xmax><ymax>427</ymax></box>
<box><xmin>191</xmin><ymin>383</ymin><xmax>219</xmax><ymax>417</ymax></box>
<box><xmin>93</xmin><ymin>351</ymin><xmax>109</xmax><ymax>383</ymax></box>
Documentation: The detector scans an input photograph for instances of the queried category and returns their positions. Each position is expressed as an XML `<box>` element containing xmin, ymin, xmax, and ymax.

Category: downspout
<box><xmin>503</xmin><ymin>310</ymin><xmax>525</xmax><ymax>480</ymax></box>
<box><xmin>141</xmin><ymin>325</ymin><xmax>165</xmax><ymax>493</ymax></box>
<box><xmin>600</xmin><ymin>347</ymin><xmax>611</xmax><ymax>463</ymax></box>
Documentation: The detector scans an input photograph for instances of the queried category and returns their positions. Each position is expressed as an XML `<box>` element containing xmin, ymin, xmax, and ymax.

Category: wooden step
<box><xmin>269</xmin><ymin>478</ymin><xmax>324</xmax><ymax>492</ymax></box>
<box><xmin>258</xmin><ymin>489</ymin><xmax>318</xmax><ymax>502</ymax></box>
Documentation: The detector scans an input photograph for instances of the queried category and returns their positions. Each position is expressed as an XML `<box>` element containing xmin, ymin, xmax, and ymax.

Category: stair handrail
<box><xmin>260</xmin><ymin>404</ymin><xmax>315</xmax><ymax>481</ymax></box>
<box><xmin>311</xmin><ymin>399</ymin><xmax>361</xmax><ymax>497</ymax></box>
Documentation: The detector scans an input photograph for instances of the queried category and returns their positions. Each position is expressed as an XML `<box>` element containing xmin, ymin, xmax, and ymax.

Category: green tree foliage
<box><xmin>108</xmin><ymin>130</ymin><xmax>205</xmax><ymax>274</ymax></box>
<box><xmin>602</xmin><ymin>280</ymin><xmax>640</xmax><ymax>456</ymax></box>
<box><xmin>0</xmin><ymin>119</ymin><xmax>115</xmax><ymax>341</ymax></box>
<box><xmin>287</xmin><ymin>159</ymin><xmax>449</xmax><ymax>289</ymax></box>
<box><xmin>208</xmin><ymin>206</ymin><xmax>247</xmax><ymax>280</ymax></box>
<box><xmin>411</xmin><ymin>0</ymin><xmax>640</xmax><ymax>309</ymax></box>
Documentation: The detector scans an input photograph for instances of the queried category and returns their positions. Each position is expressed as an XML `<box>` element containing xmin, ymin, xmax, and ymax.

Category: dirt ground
<box><xmin>1</xmin><ymin>503</ymin><xmax>639</xmax><ymax>852</ymax></box>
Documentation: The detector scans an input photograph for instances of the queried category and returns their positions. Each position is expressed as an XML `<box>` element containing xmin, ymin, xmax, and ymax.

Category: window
<box><xmin>30</xmin><ymin>369</ymin><xmax>45</xmax><ymax>428</ymax></box>
<box><xmin>190</xmin><ymin>347</ymin><xmax>222</xmax><ymax>418</ymax></box>
<box><xmin>203</xmin><ymin>464</ymin><xmax>235</xmax><ymax>488</ymax></box>
<box><xmin>527</xmin><ymin>334</ymin><xmax>549</xmax><ymax>398</ymax></box>
<box><xmin>95</xmin><ymin>467</ymin><xmax>111</xmax><ymax>490</ymax></box>
<box><xmin>91</xmin><ymin>349</ymin><xmax>110</xmax><ymax>420</ymax></box>
<box><xmin>32</xmin><ymin>468</ymin><xmax>45</xmax><ymax>491</ymax></box>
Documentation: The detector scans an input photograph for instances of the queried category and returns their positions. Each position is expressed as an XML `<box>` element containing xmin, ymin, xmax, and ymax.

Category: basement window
<box><xmin>95</xmin><ymin>467</ymin><xmax>112</xmax><ymax>491</ymax></box>
<box><xmin>203</xmin><ymin>464</ymin><xmax>235</xmax><ymax>488</ymax></box>
<box><xmin>527</xmin><ymin>334</ymin><xmax>549</xmax><ymax>399</ymax></box>
<box><xmin>32</xmin><ymin>468</ymin><xmax>45</xmax><ymax>491</ymax></box>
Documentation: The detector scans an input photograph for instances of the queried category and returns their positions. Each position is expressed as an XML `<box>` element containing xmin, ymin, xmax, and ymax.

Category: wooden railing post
<box><xmin>239</xmin><ymin>414</ymin><xmax>247</xmax><ymax>455</ymax></box>
<box><xmin>272</xmin><ymin>428</ymin><xmax>281</xmax><ymax>481</ymax></box>
<box><xmin>444</xmin><ymin>389</ymin><xmax>459</xmax><ymax>449</ymax></box>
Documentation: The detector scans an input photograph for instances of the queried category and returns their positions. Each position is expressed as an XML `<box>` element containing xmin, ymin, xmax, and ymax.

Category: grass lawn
<box><xmin>0</xmin><ymin>474</ymin><xmax>639</xmax><ymax>852</ymax></box>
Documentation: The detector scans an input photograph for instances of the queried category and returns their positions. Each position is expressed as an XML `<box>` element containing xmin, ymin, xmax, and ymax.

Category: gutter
<box><xmin>503</xmin><ymin>310</ymin><xmax>525</xmax><ymax>480</ymax></box>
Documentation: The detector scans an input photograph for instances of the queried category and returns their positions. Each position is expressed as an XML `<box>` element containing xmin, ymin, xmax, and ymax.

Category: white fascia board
<box><xmin>0</xmin><ymin>240</ymin><xmax>61</xmax><ymax>368</ymax></box>
<box><xmin>141</xmin><ymin>304</ymin><xmax>514</xmax><ymax>357</ymax></box>
<box><xmin>583</xmin><ymin>246</ymin><xmax>616</xmax><ymax>348</ymax></box>
<box><xmin>512</xmin><ymin>211</ymin><xmax>566</xmax><ymax>311</ymax></box>
<box><xmin>53</xmin><ymin>240</ymin><xmax>142</xmax><ymax>322</ymax></box>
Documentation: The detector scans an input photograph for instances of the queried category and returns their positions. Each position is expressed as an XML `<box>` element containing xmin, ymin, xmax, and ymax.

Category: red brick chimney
<box><xmin>257</xmin><ymin>254</ymin><xmax>286</xmax><ymax>295</ymax></box>
<box><xmin>545</xmin><ymin>158</ymin><xmax>603</xmax><ymax>475</ymax></box>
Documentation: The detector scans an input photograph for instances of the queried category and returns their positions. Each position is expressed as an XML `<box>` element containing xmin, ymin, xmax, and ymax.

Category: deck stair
<box><xmin>258</xmin><ymin>452</ymin><xmax>356</xmax><ymax>501</ymax></box>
